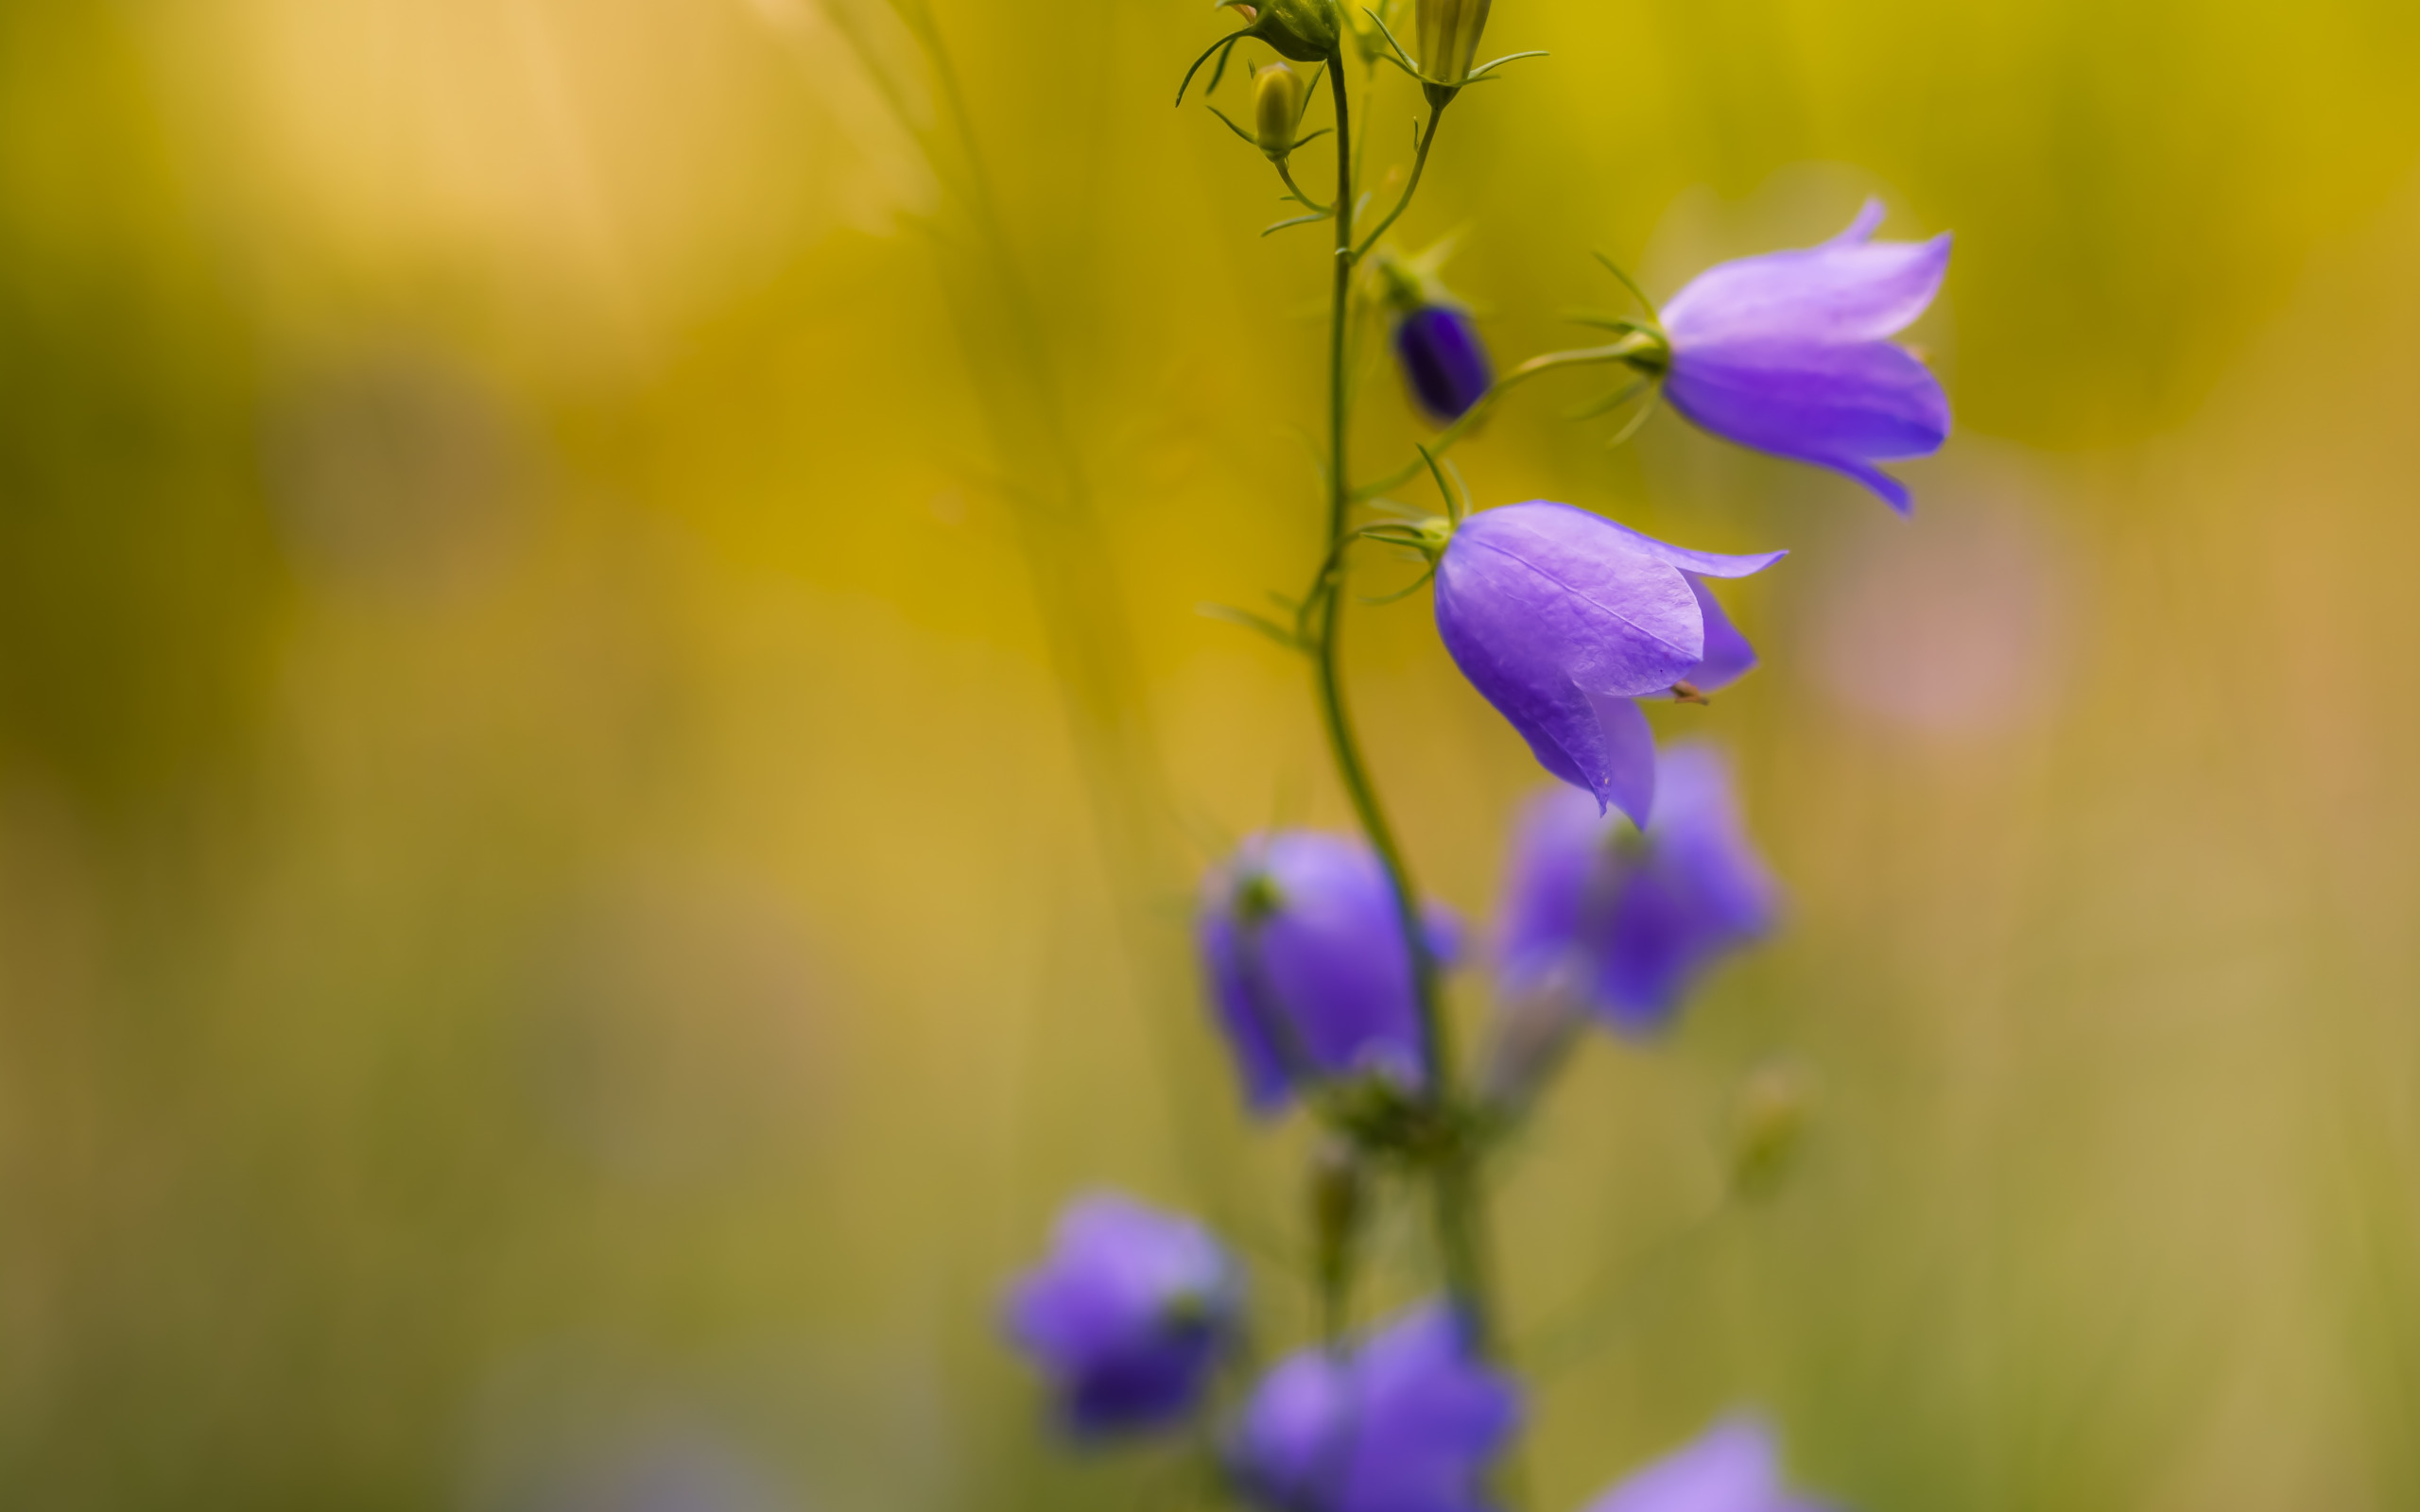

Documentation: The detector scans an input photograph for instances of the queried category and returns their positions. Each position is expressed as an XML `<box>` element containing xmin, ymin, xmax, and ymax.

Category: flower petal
<box><xmin>1662</xmin><ymin>227</ymin><xmax>1951</xmax><ymax>348</ymax></box>
<box><xmin>1437</xmin><ymin>503</ymin><xmax>1706</xmax><ymax>694</ymax></box>
<box><xmin>1583</xmin><ymin>1416</ymin><xmax>1789</xmax><ymax>1512</ymax></box>
<box><xmin>1663</xmin><ymin>338</ymin><xmax>1947</xmax><ymax>513</ymax></box>
<box><xmin>1824</xmin><ymin>196</ymin><xmax>1887</xmax><ymax>247</ymax></box>
<box><xmin>1580</xmin><ymin>688</ymin><xmax>1657</xmax><ymax>826</ymax></box>
<box><xmin>1494</xmin><ymin>784</ymin><xmax>1606</xmax><ymax>987</ymax></box>
<box><xmin>1593</xmin><ymin>520</ymin><xmax>1789</xmax><ymax>580</ymax></box>
<box><xmin>1684</xmin><ymin>576</ymin><xmax>1757</xmax><ymax>693</ymax></box>
<box><xmin>1656</xmin><ymin>745</ymin><xmax>1782</xmax><ymax>944</ymax></box>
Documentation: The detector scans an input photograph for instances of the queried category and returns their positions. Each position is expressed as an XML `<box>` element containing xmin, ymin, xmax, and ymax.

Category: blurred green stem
<box><xmin>1305</xmin><ymin>48</ymin><xmax>1496</xmax><ymax>1356</ymax></box>
<box><xmin>813</xmin><ymin>0</ymin><xmax>1240</xmax><ymax>1223</ymax></box>
<box><xmin>1354</xmin><ymin>333</ymin><xmax>1663</xmax><ymax>502</ymax></box>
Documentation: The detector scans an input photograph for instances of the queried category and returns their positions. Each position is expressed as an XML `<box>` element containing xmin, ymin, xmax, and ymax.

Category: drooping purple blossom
<box><xmin>1657</xmin><ymin>198</ymin><xmax>1951</xmax><ymax>514</ymax></box>
<box><xmin>1582</xmin><ymin>1417</ymin><xmax>1834</xmax><ymax>1512</ymax></box>
<box><xmin>1229</xmin><ymin>1302</ymin><xmax>1520</xmax><ymax>1512</ymax></box>
<box><xmin>1394</xmin><ymin>303</ymin><xmax>1495</xmax><ymax>424</ymax></box>
<box><xmin>1199</xmin><ymin>831</ymin><xmax>1458</xmax><ymax>1114</ymax></box>
<box><xmin>1004</xmin><ymin>1193</ymin><xmax>1242</xmax><ymax>1438</ymax></box>
<box><xmin>1432</xmin><ymin>501</ymin><xmax>1782</xmax><ymax>827</ymax></box>
<box><xmin>1496</xmin><ymin>744</ymin><xmax>1778</xmax><ymax>1036</ymax></box>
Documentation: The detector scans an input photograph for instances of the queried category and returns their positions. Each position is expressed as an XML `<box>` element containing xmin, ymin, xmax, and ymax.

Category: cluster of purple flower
<box><xmin>999</xmin><ymin>6</ymin><xmax>1956</xmax><ymax>1506</ymax></box>
<box><xmin>1010</xmin><ymin>1189</ymin><xmax>1821</xmax><ymax>1509</ymax></box>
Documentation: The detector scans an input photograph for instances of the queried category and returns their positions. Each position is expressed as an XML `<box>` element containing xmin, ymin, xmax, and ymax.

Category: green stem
<box><xmin>1308</xmin><ymin>46</ymin><xmax>1496</xmax><ymax>1353</ymax></box>
<box><xmin>1355</xmin><ymin>333</ymin><xmax>1663</xmax><ymax>501</ymax></box>
<box><xmin>1275</xmin><ymin>157</ymin><xmax>1334</xmax><ymax>215</ymax></box>
<box><xmin>1353</xmin><ymin>102</ymin><xmax>1445</xmax><ymax>260</ymax></box>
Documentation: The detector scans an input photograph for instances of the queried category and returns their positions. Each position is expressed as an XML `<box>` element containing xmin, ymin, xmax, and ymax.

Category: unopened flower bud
<box><xmin>1726</xmin><ymin>1062</ymin><xmax>1814</xmax><ymax>1200</ymax></box>
<box><xmin>1478</xmin><ymin>974</ymin><xmax>1582</xmax><ymax>1112</ymax></box>
<box><xmin>1416</xmin><ymin>0</ymin><xmax>1494</xmax><ymax>93</ymax></box>
<box><xmin>1252</xmin><ymin>62</ymin><xmax>1305</xmax><ymax>159</ymax></box>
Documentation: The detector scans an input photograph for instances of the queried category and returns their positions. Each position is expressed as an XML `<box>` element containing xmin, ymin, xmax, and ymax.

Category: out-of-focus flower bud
<box><xmin>1004</xmin><ymin>1193</ymin><xmax>1243</xmax><ymax>1437</ymax></box>
<box><xmin>1393</xmin><ymin>305</ymin><xmax>1494</xmax><ymax>424</ymax></box>
<box><xmin>1725</xmin><ymin>1062</ymin><xmax>1813</xmax><ymax>1200</ymax></box>
<box><xmin>1416</xmin><ymin>0</ymin><xmax>1494</xmax><ymax>93</ymax></box>
<box><xmin>1343</xmin><ymin>0</ymin><xmax>1402</xmax><ymax>66</ymax></box>
<box><xmin>1253</xmin><ymin>62</ymin><xmax>1306</xmax><ymax>159</ymax></box>
<box><xmin>1371</xmin><ymin>246</ymin><xmax>1494</xmax><ymax>425</ymax></box>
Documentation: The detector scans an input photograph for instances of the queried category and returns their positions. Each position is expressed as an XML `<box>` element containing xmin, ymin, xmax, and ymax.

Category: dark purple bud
<box><xmin>1582</xmin><ymin>1416</ymin><xmax>1833</xmax><ymax>1512</ymax></box>
<box><xmin>1198</xmin><ymin>832</ymin><xmax>1461</xmax><ymax>1114</ymax></box>
<box><xmin>1496</xmin><ymin>744</ymin><xmax>1779</xmax><ymax>1036</ymax></box>
<box><xmin>1229</xmin><ymin>1302</ymin><xmax>1519</xmax><ymax>1512</ymax></box>
<box><xmin>1657</xmin><ymin>198</ymin><xmax>1952</xmax><ymax>514</ymax></box>
<box><xmin>1393</xmin><ymin>303</ymin><xmax>1495</xmax><ymax>425</ymax></box>
<box><xmin>1003</xmin><ymin>1193</ymin><xmax>1242</xmax><ymax>1439</ymax></box>
<box><xmin>1431</xmin><ymin>501</ymin><xmax>1782</xmax><ymax>825</ymax></box>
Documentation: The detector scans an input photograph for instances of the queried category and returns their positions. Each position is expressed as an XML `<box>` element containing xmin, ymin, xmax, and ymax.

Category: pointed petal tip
<box><xmin>1833</xmin><ymin>197</ymin><xmax>1888</xmax><ymax>246</ymax></box>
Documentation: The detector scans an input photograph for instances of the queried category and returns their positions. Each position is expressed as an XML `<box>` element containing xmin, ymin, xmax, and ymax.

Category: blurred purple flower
<box><xmin>1582</xmin><ymin>1417</ymin><xmax>1832</xmax><ymax>1512</ymax></box>
<box><xmin>1658</xmin><ymin>198</ymin><xmax>1951</xmax><ymax>514</ymax></box>
<box><xmin>1394</xmin><ymin>304</ymin><xmax>1495</xmax><ymax>424</ymax></box>
<box><xmin>1230</xmin><ymin>1302</ymin><xmax>1519</xmax><ymax>1512</ymax></box>
<box><xmin>1496</xmin><ymin>744</ymin><xmax>1779</xmax><ymax>1036</ymax></box>
<box><xmin>1004</xmin><ymin>1193</ymin><xmax>1241</xmax><ymax>1438</ymax></box>
<box><xmin>1199</xmin><ymin>832</ymin><xmax>1459</xmax><ymax>1114</ymax></box>
<box><xmin>1433</xmin><ymin>501</ymin><xmax>1782</xmax><ymax>827</ymax></box>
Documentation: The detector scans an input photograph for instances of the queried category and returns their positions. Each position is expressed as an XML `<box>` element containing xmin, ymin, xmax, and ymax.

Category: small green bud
<box><xmin>1309</xmin><ymin>1136</ymin><xmax>1366</xmax><ymax>1306</ymax></box>
<box><xmin>1726</xmin><ymin>1061</ymin><xmax>1815</xmax><ymax>1201</ymax></box>
<box><xmin>1252</xmin><ymin>62</ymin><xmax>1306</xmax><ymax>159</ymax></box>
<box><xmin>1415</xmin><ymin>0</ymin><xmax>1493</xmax><ymax>94</ymax></box>
<box><xmin>1222</xmin><ymin>0</ymin><xmax>1342</xmax><ymax>63</ymax></box>
<box><xmin>1342</xmin><ymin>0</ymin><xmax>1401</xmax><ymax>66</ymax></box>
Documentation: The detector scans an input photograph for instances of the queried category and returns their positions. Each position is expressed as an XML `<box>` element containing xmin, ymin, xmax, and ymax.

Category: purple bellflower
<box><xmin>1376</xmin><ymin>239</ymin><xmax>1496</xmax><ymax>425</ymax></box>
<box><xmin>1655</xmin><ymin>198</ymin><xmax>1951</xmax><ymax>515</ymax></box>
<box><xmin>1432</xmin><ymin>501</ymin><xmax>1783</xmax><ymax>827</ymax></box>
<box><xmin>1004</xmin><ymin>1193</ymin><xmax>1242</xmax><ymax>1438</ymax></box>
<box><xmin>1199</xmin><ymin>831</ymin><xmax>1458</xmax><ymax>1114</ymax></box>
<box><xmin>1230</xmin><ymin>1301</ymin><xmax>1520</xmax><ymax>1512</ymax></box>
<box><xmin>1395</xmin><ymin>304</ymin><xmax>1495</xmax><ymax>424</ymax></box>
<box><xmin>1497</xmin><ymin>744</ymin><xmax>1779</xmax><ymax>1036</ymax></box>
<box><xmin>1582</xmin><ymin>1417</ymin><xmax>1833</xmax><ymax>1512</ymax></box>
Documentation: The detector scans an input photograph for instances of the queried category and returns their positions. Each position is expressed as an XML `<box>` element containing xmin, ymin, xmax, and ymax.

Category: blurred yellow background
<box><xmin>3</xmin><ymin>0</ymin><xmax>2419</xmax><ymax>1505</ymax></box>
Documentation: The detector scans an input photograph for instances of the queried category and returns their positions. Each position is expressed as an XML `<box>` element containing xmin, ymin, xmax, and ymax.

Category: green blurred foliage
<box><xmin>1</xmin><ymin>0</ymin><xmax>2419</xmax><ymax>1507</ymax></box>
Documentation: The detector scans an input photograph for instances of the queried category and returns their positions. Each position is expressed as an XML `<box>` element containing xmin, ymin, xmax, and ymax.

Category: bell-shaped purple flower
<box><xmin>1497</xmin><ymin>744</ymin><xmax>1778</xmax><ymax>1036</ymax></box>
<box><xmin>1004</xmin><ymin>1193</ymin><xmax>1242</xmax><ymax>1438</ymax></box>
<box><xmin>1229</xmin><ymin>1301</ymin><xmax>1520</xmax><ymax>1512</ymax></box>
<box><xmin>1199</xmin><ymin>831</ymin><xmax>1457</xmax><ymax>1114</ymax></box>
<box><xmin>1432</xmin><ymin>501</ymin><xmax>1782</xmax><ymax>827</ymax></box>
<box><xmin>1394</xmin><ymin>303</ymin><xmax>1495</xmax><ymax>425</ymax></box>
<box><xmin>1658</xmin><ymin>198</ymin><xmax>1951</xmax><ymax>515</ymax></box>
<box><xmin>1582</xmin><ymin>1417</ymin><xmax>1833</xmax><ymax>1512</ymax></box>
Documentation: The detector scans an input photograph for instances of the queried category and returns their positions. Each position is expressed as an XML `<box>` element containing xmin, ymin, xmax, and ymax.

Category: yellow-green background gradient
<box><xmin>4</xmin><ymin>0</ymin><xmax>2419</xmax><ymax>1505</ymax></box>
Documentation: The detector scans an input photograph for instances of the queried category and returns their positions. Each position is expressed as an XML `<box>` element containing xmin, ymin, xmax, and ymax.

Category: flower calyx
<box><xmin>1359</xmin><ymin>0</ymin><xmax>1546</xmax><ymax>108</ymax></box>
<box><xmin>1224</xmin><ymin>0</ymin><xmax>1343</xmax><ymax>62</ymax></box>
<box><xmin>1177</xmin><ymin>0</ymin><xmax>1344</xmax><ymax>107</ymax></box>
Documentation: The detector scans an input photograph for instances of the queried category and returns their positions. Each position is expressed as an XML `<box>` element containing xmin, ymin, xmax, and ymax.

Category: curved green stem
<box><xmin>1355</xmin><ymin>334</ymin><xmax>1664</xmax><ymax>501</ymax></box>
<box><xmin>1275</xmin><ymin>157</ymin><xmax>1334</xmax><ymax>215</ymax></box>
<box><xmin>1307</xmin><ymin>46</ymin><xmax>1497</xmax><ymax>1354</ymax></box>
<box><xmin>1353</xmin><ymin>101</ymin><xmax>1446</xmax><ymax>260</ymax></box>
